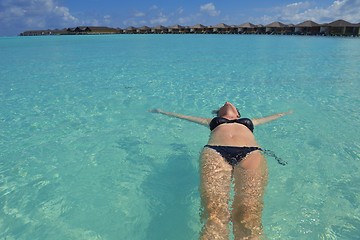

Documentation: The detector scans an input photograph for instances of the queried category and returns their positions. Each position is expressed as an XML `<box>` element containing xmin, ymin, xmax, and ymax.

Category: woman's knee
<box><xmin>232</xmin><ymin>207</ymin><xmax>263</xmax><ymax>239</ymax></box>
<box><xmin>204</xmin><ymin>202</ymin><xmax>231</xmax><ymax>224</ymax></box>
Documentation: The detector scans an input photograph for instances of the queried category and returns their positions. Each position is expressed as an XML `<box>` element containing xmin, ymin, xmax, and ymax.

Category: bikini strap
<box><xmin>262</xmin><ymin>149</ymin><xmax>288</xmax><ymax>166</ymax></box>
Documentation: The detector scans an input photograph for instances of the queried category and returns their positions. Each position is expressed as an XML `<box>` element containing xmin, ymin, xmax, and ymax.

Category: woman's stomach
<box><xmin>206</xmin><ymin>125</ymin><xmax>259</xmax><ymax>147</ymax></box>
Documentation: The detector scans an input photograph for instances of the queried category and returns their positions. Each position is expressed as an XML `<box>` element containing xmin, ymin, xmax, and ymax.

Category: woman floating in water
<box><xmin>150</xmin><ymin>102</ymin><xmax>292</xmax><ymax>240</ymax></box>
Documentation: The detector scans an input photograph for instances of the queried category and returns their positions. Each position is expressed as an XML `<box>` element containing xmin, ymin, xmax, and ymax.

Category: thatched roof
<box><xmin>126</xmin><ymin>26</ymin><xmax>137</xmax><ymax>30</ymax></box>
<box><xmin>238</xmin><ymin>22</ymin><xmax>256</xmax><ymax>28</ymax></box>
<box><xmin>153</xmin><ymin>25</ymin><xmax>167</xmax><ymax>30</ymax></box>
<box><xmin>326</xmin><ymin>19</ymin><xmax>354</xmax><ymax>27</ymax></box>
<box><xmin>88</xmin><ymin>26</ymin><xmax>117</xmax><ymax>32</ymax></box>
<box><xmin>169</xmin><ymin>24</ymin><xmax>185</xmax><ymax>29</ymax></box>
<box><xmin>296</xmin><ymin>20</ymin><xmax>320</xmax><ymax>27</ymax></box>
<box><xmin>212</xmin><ymin>23</ymin><xmax>231</xmax><ymax>28</ymax></box>
<box><xmin>87</xmin><ymin>26</ymin><xmax>111</xmax><ymax>30</ymax></box>
<box><xmin>266</xmin><ymin>21</ymin><xmax>287</xmax><ymax>28</ymax></box>
<box><xmin>139</xmin><ymin>26</ymin><xmax>150</xmax><ymax>30</ymax></box>
<box><xmin>69</xmin><ymin>26</ymin><xmax>117</xmax><ymax>32</ymax></box>
<box><xmin>191</xmin><ymin>24</ymin><xmax>206</xmax><ymax>29</ymax></box>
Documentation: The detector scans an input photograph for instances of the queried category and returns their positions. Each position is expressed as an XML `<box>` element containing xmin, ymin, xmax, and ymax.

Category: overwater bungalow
<box><xmin>89</xmin><ymin>26</ymin><xmax>119</xmax><ymax>34</ymax></box>
<box><xmin>168</xmin><ymin>25</ymin><xmax>187</xmax><ymax>34</ymax></box>
<box><xmin>124</xmin><ymin>26</ymin><xmax>137</xmax><ymax>34</ymax></box>
<box><xmin>212</xmin><ymin>23</ymin><xmax>232</xmax><ymax>34</ymax></box>
<box><xmin>287</xmin><ymin>24</ymin><xmax>295</xmax><ymax>33</ymax></box>
<box><xmin>137</xmin><ymin>26</ymin><xmax>151</xmax><ymax>34</ymax></box>
<box><xmin>66</xmin><ymin>26</ymin><xmax>119</xmax><ymax>34</ymax></box>
<box><xmin>355</xmin><ymin>23</ymin><xmax>360</xmax><ymax>36</ymax></box>
<box><xmin>20</xmin><ymin>19</ymin><xmax>360</xmax><ymax>37</ymax></box>
<box><xmin>21</xmin><ymin>28</ymin><xmax>68</xmax><ymax>36</ymax></box>
<box><xmin>190</xmin><ymin>24</ymin><xmax>207</xmax><ymax>34</ymax></box>
<box><xmin>21</xmin><ymin>30</ymin><xmax>51</xmax><ymax>36</ymax></box>
<box><xmin>322</xmin><ymin>19</ymin><xmax>358</xmax><ymax>36</ymax></box>
<box><xmin>74</xmin><ymin>26</ymin><xmax>88</xmax><ymax>32</ymax></box>
<box><xmin>265</xmin><ymin>21</ymin><xmax>289</xmax><ymax>34</ymax></box>
<box><xmin>256</xmin><ymin>24</ymin><xmax>266</xmax><ymax>34</ymax></box>
<box><xmin>295</xmin><ymin>20</ymin><xmax>321</xmax><ymax>35</ymax></box>
<box><xmin>238</xmin><ymin>22</ymin><xmax>257</xmax><ymax>34</ymax></box>
<box><xmin>152</xmin><ymin>25</ymin><xmax>168</xmax><ymax>34</ymax></box>
<box><xmin>67</xmin><ymin>27</ymin><xmax>76</xmax><ymax>32</ymax></box>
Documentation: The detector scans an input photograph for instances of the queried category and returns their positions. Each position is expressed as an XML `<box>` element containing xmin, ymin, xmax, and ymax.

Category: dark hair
<box><xmin>237</xmin><ymin>108</ymin><xmax>241</xmax><ymax>117</ymax></box>
<box><xmin>212</xmin><ymin>108</ymin><xmax>241</xmax><ymax>117</ymax></box>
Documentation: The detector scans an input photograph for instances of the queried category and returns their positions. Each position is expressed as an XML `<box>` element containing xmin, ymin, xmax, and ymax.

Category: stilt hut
<box><xmin>265</xmin><ymin>21</ymin><xmax>287</xmax><ymax>34</ymax></box>
<box><xmin>326</xmin><ymin>19</ymin><xmax>357</xmax><ymax>36</ymax></box>
<box><xmin>355</xmin><ymin>23</ymin><xmax>360</xmax><ymax>36</ymax></box>
<box><xmin>256</xmin><ymin>24</ymin><xmax>266</xmax><ymax>34</ymax></box>
<box><xmin>287</xmin><ymin>24</ymin><xmax>295</xmax><ymax>34</ymax></box>
<box><xmin>190</xmin><ymin>24</ymin><xmax>207</xmax><ymax>34</ymax></box>
<box><xmin>238</xmin><ymin>22</ymin><xmax>256</xmax><ymax>34</ymax></box>
<box><xmin>168</xmin><ymin>25</ymin><xmax>186</xmax><ymax>34</ymax></box>
<box><xmin>86</xmin><ymin>27</ymin><xmax>118</xmax><ymax>34</ymax></box>
<box><xmin>212</xmin><ymin>23</ymin><xmax>232</xmax><ymax>34</ymax></box>
<box><xmin>52</xmin><ymin>28</ymin><xmax>71</xmax><ymax>35</ymax></box>
<box><xmin>23</xmin><ymin>27</ymin><xmax>119</xmax><ymax>35</ymax></box>
<box><xmin>295</xmin><ymin>20</ymin><xmax>320</xmax><ymax>35</ymax></box>
<box><xmin>152</xmin><ymin>25</ymin><xmax>168</xmax><ymax>34</ymax></box>
<box><xmin>124</xmin><ymin>26</ymin><xmax>137</xmax><ymax>34</ymax></box>
<box><xmin>137</xmin><ymin>26</ymin><xmax>151</xmax><ymax>34</ymax></box>
<box><xmin>21</xmin><ymin>30</ymin><xmax>50</xmax><ymax>36</ymax></box>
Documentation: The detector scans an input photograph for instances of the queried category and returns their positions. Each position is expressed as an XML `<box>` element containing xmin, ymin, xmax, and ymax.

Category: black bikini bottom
<box><xmin>204</xmin><ymin>145</ymin><xmax>287</xmax><ymax>167</ymax></box>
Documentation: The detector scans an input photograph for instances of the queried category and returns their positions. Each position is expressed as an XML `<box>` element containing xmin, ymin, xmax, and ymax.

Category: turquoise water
<box><xmin>0</xmin><ymin>34</ymin><xmax>359</xmax><ymax>239</ymax></box>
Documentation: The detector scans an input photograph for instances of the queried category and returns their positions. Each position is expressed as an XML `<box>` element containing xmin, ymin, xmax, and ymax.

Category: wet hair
<box><xmin>212</xmin><ymin>108</ymin><xmax>241</xmax><ymax>117</ymax></box>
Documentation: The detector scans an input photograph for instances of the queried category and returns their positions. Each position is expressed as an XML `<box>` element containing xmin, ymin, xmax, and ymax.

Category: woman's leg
<box><xmin>200</xmin><ymin>147</ymin><xmax>233</xmax><ymax>240</ymax></box>
<box><xmin>231</xmin><ymin>151</ymin><xmax>268</xmax><ymax>240</ymax></box>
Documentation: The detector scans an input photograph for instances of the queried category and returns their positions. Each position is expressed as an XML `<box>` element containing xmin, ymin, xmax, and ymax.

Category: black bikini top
<box><xmin>209</xmin><ymin>117</ymin><xmax>254</xmax><ymax>132</ymax></box>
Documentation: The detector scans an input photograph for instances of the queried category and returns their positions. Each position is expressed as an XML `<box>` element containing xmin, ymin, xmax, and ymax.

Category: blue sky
<box><xmin>1</xmin><ymin>0</ymin><xmax>360</xmax><ymax>36</ymax></box>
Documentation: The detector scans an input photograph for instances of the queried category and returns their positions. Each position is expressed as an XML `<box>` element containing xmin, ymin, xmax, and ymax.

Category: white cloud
<box><xmin>177</xmin><ymin>7</ymin><xmax>184</xmax><ymax>14</ymax></box>
<box><xmin>178</xmin><ymin>16</ymin><xmax>192</xmax><ymax>25</ymax></box>
<box><xmin>257</xmin><ymin>0</ymin><xmax>360</xmax><ymax>24</ymax></box>
<box><xmin>200</xmin><ymin>3</ymin><xmax>220</xmax><ymax>17</ymax></box>
<box><xmin>125</xmin><ymin>7</ymin><xmax>170</xmax><ymax>26</ymax></box>
<box><xmin>150</xmin><ymin>5</ymin><xmax>158</xmax><ymax>10</ymax></box>
<box><xmin>103</xmin><ymin>15</ymin><xmax>111</xmax><ymax>24</ymax></box>
<box><xmin>54</xmin><ymin>6</ymin><xmax>77</xmax><ymax>22</ymax></box>
<box><xmin>178</xmin><ymin>13</ymin><xmax>201</xmax><ymax>25</ymax></box>
<box><xmin>302</xmin><ymin>0</ymin><xmax>360</xmax><ymax>22</ymax></box>
<box><xmin>134</xmin><ymin>11</ymin><xmax>145</xmax><ymax>17</ymax></box>
<box><xmin>0</xmin><ymin>0</ymin><xmax>79</xmax><ymax>34</ymax></box>
<box><xmin>150</xmin><ymin>14</ymin><xmax>168</xmax><ymax>25</ymax></box>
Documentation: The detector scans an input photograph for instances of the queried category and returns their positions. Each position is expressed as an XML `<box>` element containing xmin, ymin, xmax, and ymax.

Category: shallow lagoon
<box><xmin>0</xmin><ymin>35</ymin><xmax>359</xmax><ymax>239</ymax></box>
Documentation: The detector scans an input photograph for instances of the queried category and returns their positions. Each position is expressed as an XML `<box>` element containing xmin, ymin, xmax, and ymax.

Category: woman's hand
<box><xmin>149</xmin><ymin>108</ymin><xmax>163</xmax><ymax>114</ymax></box>
<box><xmin>280</xmin><ymin>110</ymin><xmax>293</xmax><ymax>116</ymax></box>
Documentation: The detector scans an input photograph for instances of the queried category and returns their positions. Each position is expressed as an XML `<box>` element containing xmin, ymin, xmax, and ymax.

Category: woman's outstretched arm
<box><xmin>149</xmin><ymin>109</ymin><xmax>211</xmax><ymax>127</ymax></box>
<box><xmin>252</xmin><ymin>110</ymin><xmax>293</xmax><ymax>126</ymax></box>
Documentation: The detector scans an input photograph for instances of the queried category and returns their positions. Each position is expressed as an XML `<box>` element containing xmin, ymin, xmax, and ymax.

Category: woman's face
<box><xmin>218</xmin><ymin>102</ymin><xmax>239</xmax><ymax>118</ymax></box>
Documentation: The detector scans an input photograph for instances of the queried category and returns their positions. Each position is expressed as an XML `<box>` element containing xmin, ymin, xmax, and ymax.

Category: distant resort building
<box><xmin>265</xmin><ymin>21</ymin><xmax>289</xmax><ymax>34</ymax></box>
<box><xmin>295</xmin><ymin>20</ymin><xmax>321</xmax><ymax>35</ymax></box>
<box><xmin>21</xmin><ymin>26</ymin><xmax>120</xmax><ymax>36</ymax></box>
<box><xmin>190</xmin><ymin>24</ymin><xmax>207</xmax><ymax>34</ymax></box>
<box><xmin>152</xmin><ymin>25</ymin><xmax>168</xmax><ymax>34</ymax></box>
<box><xmin>168</xmin><ymin>25</ymin><xmax>187</xmax><ymax>34</ymax></box>
<box><xmin>20</xmin><ymin>19</ymin><xmax>360</xmax><ymax>37</ymax></box>
<box><xmin>238</xmin><ymin>23</ymin><xmax>258</xmax><ymax>34</ymax></box>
